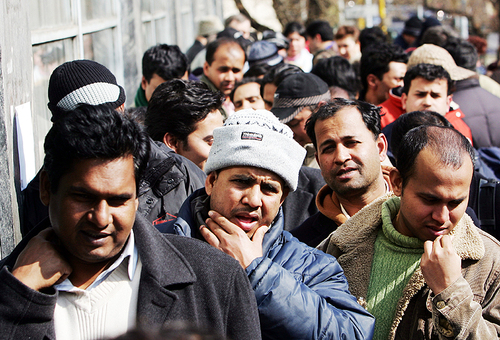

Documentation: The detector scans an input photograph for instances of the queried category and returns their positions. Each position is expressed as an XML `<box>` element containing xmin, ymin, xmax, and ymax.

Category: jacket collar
<box><xmin>330</xmin><ymin>194</ymin><xmax>484</xmax><ymax>260</ymax></box>
<box><xmin>173</xmin><ymin>188</ymin><xmax>285</xmax><ymax>256</ymax></box>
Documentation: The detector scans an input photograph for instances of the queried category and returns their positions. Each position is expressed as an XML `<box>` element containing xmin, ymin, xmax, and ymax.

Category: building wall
<box><xmin>0</xmin><ymin>0</ymin><xmax>223</xmax><ymax>257</ymax></box>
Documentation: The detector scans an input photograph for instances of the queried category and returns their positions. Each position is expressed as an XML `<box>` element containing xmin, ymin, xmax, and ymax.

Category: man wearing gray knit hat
<box><xmin>159</xmin><ymin>109</ymin><xmax>375</xmax><ymax>340</ymax></box>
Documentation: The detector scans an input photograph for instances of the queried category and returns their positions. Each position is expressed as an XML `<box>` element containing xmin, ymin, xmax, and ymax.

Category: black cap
<box><xmin>271</xmin><ymin>73</ymin><xmax>330</xmax><ymax>123</ymax></box>
<box><xmin>47</xmin><ymin>59</ymin><xmax>125</xmax><ymax>119</ymax></box>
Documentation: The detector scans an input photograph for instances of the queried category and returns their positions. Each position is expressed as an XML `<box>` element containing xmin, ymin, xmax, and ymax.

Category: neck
<box><xmin>364</xmin><ymin>89</ymin><xmax>382</xmax><ymax>106</ymax></box>
<box><xmin>65</xmin><ymin>254</ymin><xmax>119</xmax><ymax>290</ymax></box>
<box><xmin>337</xmin><ymin>175</ymin><xmax>387</xmax><ymax>217</ymax></box>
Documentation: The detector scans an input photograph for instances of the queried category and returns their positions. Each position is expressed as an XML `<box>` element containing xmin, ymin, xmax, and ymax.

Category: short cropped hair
<box><xmin>306</xmin><ymin>98</ymin><xmax>381</xmax><ymax>149</ymax></box>
<box><xmin>395</xmin><ymin>125</ymin><xmax>474</xmax><ymax>188</ymax></box>
<box><xmin>224</xmin><ymin>13</ymin><xmax>250</xmax><ymax>28</ymax></box>
<box><xmin>260</xmin><ymin>63</ymin><xmax>303</xmax><ymax>98</ymax></box>
<box><xmin>142</xmin><ymin>44</ymin><xmax>188</xmax><ymax>82</ymax></box>
<box><xmin>359</xmin><ymin>27</ymin><xmax>387</xmax><ymax>52</ymax></box>
<box><xmin>403</xmin><ymin>63</ymin><xmax>454</xmax><ymax>95</ymax></box>
<box><xmin>43</xmin><ymin>104</ymin><xmax>149</xmax><ymax>193</ymax></box>
<box><xmin>145</xmin><ymin>79</ymin><xmax>224</xmax><ymax>144</ymax></box>
<box><xmin>360</xmin><ymin>43</ymin><xmax>408</xmax><ymax>94</ymax></box>
<box><xmin>229</xmin><ymin>77</ymin><xmax>262</xmax><ymax>103</ymax></box>
<box><xmin>306</xmin><ymin>20</ymin><xmax>334</xmax><ymax>41</ymax></box>
<box><xmin>205</xmin><ymin>37</ymin><xmax>246</xmax><ymax>65</ymax></box>
<box><xmin>391</xmin><ymin>110</ymin><xmax>452</xmax><ymax>159</ymax></box>
<box><xmin>284</xmin><ymin>21</ymin><xmax>307</xmax><ymax>38</ymax></box>
<box><xmin>444</xmin><ymin>39</ymin><xmax>478</xmax><ymax>71</ymax></box>
<box><xmin>334</xmin><ymin>25</ymin><xmax>360</xmax><ymax>41</ymax></box>
<box><xmin>311</xmin><ymin>56</ymin><xmax>360</xmax><ymax>99</ymax></box>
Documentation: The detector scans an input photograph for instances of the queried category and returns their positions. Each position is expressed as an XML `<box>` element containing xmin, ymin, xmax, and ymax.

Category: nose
<box><xmin>241</xmin><ymin>100</ymin><xmax>252</xmax><ymax>110</ymax></box>
<box><xmin>334</xmin><ymin>144</ymin><xmax>352</xmax><ymax>164</ymax></box>
<box><xmin>89</xmin><ymin>200</ymin><xmax>112</xmax><ymax>228</ymax></box>
<box><xmin>339</xmin><ymin>47</ymin><xmax>347</xmax><ymax>56</ymax></box>
<box><xmin>225</xmin><ymin>71</ymin><xmax>235</xmax><ymax>82</ymax></box>
<box><xmin>422</xmin><ymin>95</ymin><xmax>432</xmax><ymax>107</ymax></box>
<box><xmin>241</xmin><ymin>185</ymin><xmax>263</xmax><ymax>209</ymax></box>
<box><xmin>432</xmin><ymin>204</ymin><xmax>450</xmax><ymax>225</ymax></box>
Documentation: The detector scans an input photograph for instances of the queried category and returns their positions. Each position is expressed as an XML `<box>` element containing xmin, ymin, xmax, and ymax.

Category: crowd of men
<box><xmin>2</xmin><ymin>12</ymin><xmax>500</xmax><ymax>340</ymax></box>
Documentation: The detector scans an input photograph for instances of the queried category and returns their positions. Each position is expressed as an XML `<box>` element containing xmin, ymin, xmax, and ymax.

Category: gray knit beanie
<box><xmin>205</xmin><ymin>109</ymin><xmax>306</xmax><ymax>191</ymax></box>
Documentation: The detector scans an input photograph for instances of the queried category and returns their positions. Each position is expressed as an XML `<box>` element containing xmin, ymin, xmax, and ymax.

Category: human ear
<box><xmin>205</xmin><ymin>172</ymin><xmax>218</xmax><ymax>196</ymax></box>
<box><xmin>163</xmin><ymin>133</ymin><xmax>179</xmax><ymax>153</ymax></box>
<box><xmin>390</xmin><ymin>168</ymin><xmax>403</xmax><ymax>197</ymax></box>
<box><xmin>39</xmin><ymin>170</ymin><xmax>52</xmax><ymax>206</ymax></box>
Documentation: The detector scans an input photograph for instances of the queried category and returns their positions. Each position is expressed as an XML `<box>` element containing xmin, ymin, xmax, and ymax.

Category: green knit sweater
<box><xmin>367</xmin><ymin>197</ymin><xmax>425</xmax><ymax>340</ymax></box>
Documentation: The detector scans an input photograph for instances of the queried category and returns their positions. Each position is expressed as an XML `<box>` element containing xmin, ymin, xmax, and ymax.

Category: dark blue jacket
<box><xmin>158</xmin><ymin>189</ymin><xmax>375</xmax><ymax>340</ymax></box>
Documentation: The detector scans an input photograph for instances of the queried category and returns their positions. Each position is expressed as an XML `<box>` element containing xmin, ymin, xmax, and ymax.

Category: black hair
<box><xmin>244</xmin><ymin>62</ymin><xmax>276</xmax><ymax>78</ymax></box>
<box><xmin>395</xmin><ymin>125</ymin><xmax>474</xmax><ymax>188</ymax></box>
<box><xmin>390</xmin><ymin>110</ymin><xmax>452</xmax><ymax>160</ymax></box>
<box><xmin>145</xmin><ymin>79</ymin><xmax>224</xmax><ymax>144</ymax></box>
<box><xmin>306</xmin><ymin>98</ymin><xmax>381</xmax><ymax>149</ymax></box>
<box><xmin>359</xmin><ymin>27</ymin><xmax>388</xmax><ymax>52</ymax></box>
<box><xmin>229</xmin><ymin>77</ymin><xmax>262</xmax><ymax>103</ymax></box>
<box><xmin>359</xmin><ymin>43</ymin><xmax>408</xmax><ymax>96</ymax></box>
<box><xmin>306</xmin><ymin>20</ymin><xmax>334</xmax><ymax>41</ymax></box>
<box><xmin>283</xmin><ymin>21</ymin><xmax>307</xmax><ymax>38</ymax></box>
<box><xmin>444</xmin><ymin>39</ymin><xmax>478</xmax><ymax>71</ymax></box>
<box><xmin>43</xmin><ymin>104</ymin><xmax>149</xmax><ymax>193</ymax></box>
<box><xmin>403</xmin><ymin>63</ymin><xmax>454</xmax><ymax>95</ymax></box>
<box><xmin>205</xmin><ymin>37</ymin><xmax>246</xmax><ymax>65</ymax></box>
<box><xmin>419</xmin><ymin>26</ymin><xmax>455</xmax><ymax>47</ymax></box>
<box><xmin>124</xmin><ymin>106</ymin><xmax>147</xmax><ymax>126</ymax></box>
<box><xmin>111</xmin><ymin>322</ymin><xmax>226</xmax><ymax>340</ymax></box>
<box><xmin>142</xmin><ymin>44</ymin><xmax>189</xmax><ymax>82</ymax></box>
<box><xmin>311</xmin><ymin>56</ymin><xmax>360</xmax><ymax>99</ymax></box>
<box><xmin>260</xmin><ymin>63</ymin><xmax>303</xmax><ymax>99</ymax></box>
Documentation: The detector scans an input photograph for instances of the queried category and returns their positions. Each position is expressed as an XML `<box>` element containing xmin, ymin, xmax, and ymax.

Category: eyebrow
<box><xmin>69</xmin><ymin>186</ymin><xmax>135</xmax><ymax>200</ymax></box>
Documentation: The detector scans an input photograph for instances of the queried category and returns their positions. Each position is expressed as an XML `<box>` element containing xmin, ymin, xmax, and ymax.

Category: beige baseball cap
<box><xmin>407</xmin><ymin>44</ymin><xmax>477</xmax><ymax>81</ymax></box>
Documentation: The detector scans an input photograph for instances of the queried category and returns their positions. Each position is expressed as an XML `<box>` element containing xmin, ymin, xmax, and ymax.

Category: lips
<box><xmin>425</xmin><ymin>225</ymin><xmax>448</xmax><ymax>238</ymax></box>
<box><xmin>234</xmin><ymin>213</ymin><xmax>259</xmax><ymax>232</ymax></box>
<box><xmin>336</xmin><ymin>167</ymin><xmax>358</xmax><ymax>180</ymax></box>
<box><xmin>80</xmin><ymin>230</ymin><xmax>112</xmax><ymax>245</ymax></box>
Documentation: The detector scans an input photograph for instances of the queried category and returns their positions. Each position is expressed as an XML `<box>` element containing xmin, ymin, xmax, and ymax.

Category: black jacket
<box><xmin>0</xmin><ymin>215</ymin><xmax>261</xmax><ymax>340</ymax></box>
<box><xmin>282</xmin><ymin>166</ymin><xmax>325</xmax><ymax>231</ymax></box>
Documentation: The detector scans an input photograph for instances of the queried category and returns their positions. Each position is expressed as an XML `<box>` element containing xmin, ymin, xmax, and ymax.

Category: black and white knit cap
<box><xmin>47</xmin><ymin>59</ymin><xmax>125</xmax><ymax>118</ymax></box>
<box><xmin>271</xmin><ymin>73</ymin><xmax>330</xmax><ymax>124</ymax></box>
<box><xmin>204</xmin><ymin>109</ymin><xmax>306</xmax><ymax>191</ymax></box>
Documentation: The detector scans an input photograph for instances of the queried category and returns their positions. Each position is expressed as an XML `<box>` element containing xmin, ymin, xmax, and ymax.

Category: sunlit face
<box><xmin>142</xmin><ymin>72</ymin><xmax>189</xmax><ymax>102</ymax></box>
<box><xmin>263</xmin><ymin>83</ymin><xmax>278</xmax><ymax>110</ymax></box>
<box><xmin>287</xmin><ymin>32</ymin><xmax>306</xmax><ymax>58</ymax></box>
<box><xmin>335</xmin><ymin>36</ymin><xmax>361</xmax><ymax>62</ymax></box>
<box><xmin>40</xmin><ymin>156</ymin><xmax>138</xmax><ymax>266</ymax></box>
<box><xmin>203</xmin><ymin>43</ymin><xmax>245</xmax><ymax>96</ymax></box>
<box><xmin>401</xmin><ymin>77</ymin><xmax>452</xmax><ymax>115</ymax></box>
<box><xmin>287</xmin><ymin>106</ymin><xmax>313</xmax><ymax>146</ymax></box>
<box><xmin>205</xmin><ymin>166</ymin><xmax>288</xmax><ymax>238</ymax></box>
<box><xmin>315</xmin><ymin>107</ymin><xmax>387</xmax><ymax>197</ymax></box>
<box><xmin>391</xmin><ymin>147</ymin><xmax>473</xmax><ymax>241</ymax></box>
<box><xmin>233</xmin><ymin>82</ymin><xmax>265</xmax><ymax>111</ymax></box>
<box><xmin>178</xmin><ymin>110</ymin><xmax>223</xmax><ymax>170</ymax></box>
<box><xmin>375</xmin><ymin>61</ymin><xmax>407</xmax><ymax>104</ymax></box>
<box><xmin>229</xmin><ymin>19</ymin><xmax>252</xmax><ymax>40</ymax></box>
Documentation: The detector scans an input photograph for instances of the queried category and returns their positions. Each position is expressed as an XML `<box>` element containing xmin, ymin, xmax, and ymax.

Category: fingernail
<box><xmin>208</xmin><ymin>210</ymin><xmax>214</xmax><ymax>217</ymax></box>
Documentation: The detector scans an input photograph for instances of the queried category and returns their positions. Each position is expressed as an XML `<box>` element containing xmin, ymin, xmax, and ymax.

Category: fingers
<box><xmin>199</xmin><ymin>225</ymin><xmax>221</xmax><ymax>249</ymax></box>
<box><xmin>251</xmin><ymin>225</ymin><xmax>269</xmax><ymax>244</ymax></box>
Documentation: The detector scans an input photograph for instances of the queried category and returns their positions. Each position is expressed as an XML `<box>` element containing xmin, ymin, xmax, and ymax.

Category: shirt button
<box><xmin>436</xmin><ymin>301</ymin><xmax>446</xmax><ymax>309</ymax></box>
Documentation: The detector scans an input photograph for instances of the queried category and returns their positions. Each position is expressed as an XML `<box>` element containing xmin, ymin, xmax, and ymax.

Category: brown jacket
<box><xmin>318</xmin><ymin>195</ymin><xmax>500</xmax><ymax>339</ymax></box>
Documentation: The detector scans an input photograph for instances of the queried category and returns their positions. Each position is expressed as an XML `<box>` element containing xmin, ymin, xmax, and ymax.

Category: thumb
<box><xmin>252</xmin><ymin>225</ymin><xmax>269</xmax><ymax>243</ymax></box>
